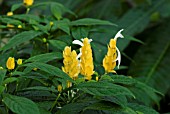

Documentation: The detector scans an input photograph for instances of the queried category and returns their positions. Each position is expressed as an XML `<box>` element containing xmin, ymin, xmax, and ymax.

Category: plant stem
<box><xmin>50</xmin><ymin>93</ymin><xmax>61</xmax><ymax>112</ymax></box>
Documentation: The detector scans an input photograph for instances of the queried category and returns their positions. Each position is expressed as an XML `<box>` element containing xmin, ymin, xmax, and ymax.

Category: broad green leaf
<box><xmin>128</xmin><ymin>103</ymin><xmax>159</xmax><ymax>114</ymax></box>
<box><xmin>128</xmin><ymin>18</ymin><xmax>170</xmax><ymax>105</ymax></box>
<box><xmin>21</xmin><ymin>86</ymin><xmax>58</xmax><ymax>92</ymax></box>
<box><xmin>50</xmin><ymin>2</ymin><xmax>76</xmax><ymax>20</ymax></box>
<box><xmin>84</xmin><ymin>101</ymin><xmax>125</xmax><ymax>112</ymax></box>
<box><xmin>22</xmin><ymin>62</ymin><xmax>72</xmax><ymax>81</ymax></box>
<box><xmin>0</xmin><ymin>85</ymin><xmax>5</xmax><ymax>94</ymax></box>
<box><xmin>11</xmin><ymin>3</ymin><xmax>23</xmax><ymax>11</ymax></box>
<box><xmin>57</xmin><ymin>101</ymin><xmax>95</xmax><ymax>114</ymax></box>
<box><xmin>25</xmin><ymin>52</ymin><xmax>62</xmax><ymax>63</ymax></box>
<box><xmin>50</xmin><ymin>4</ymin><xmax>62</xmax><ymax>20</ymax></box>
<box><xmin>71</xmin><ymin>18</ymin><xmax>117</xmax><ymax>26</ymax></box>
<box><xmin>53</xmin><ymin>19</ymin><xmax>70</xmax><ymax>34</ymax></box>
<box><xmin>12</xmin><ymin>14</ymin><xmax>43</xmax><ymax>23</ymax></box>
<box><xmin>72</xmin><ymin>26</ymin><xmax>90</xmax><ymax>40</ymax></box>
<box><xmin>131</xmin><ymin>81</ymin><xmax>163</xmax><ymax>106</ymax></box>
<box><xmin>102</xmin><ymin>95</ymin><xmax>127</xmax><ymax>108</ymax></box>
<box><xmin>0</xmin><ymin>17</ymin><xmax>22</xmax><ymax>25</ymax></box>
<box><xmin>111</xmin><ymin>75</ymin><xmax>137</xmax><ymax>85</ymax></box>
<box><xmin>49</xmin><ymin>40</ymin><xmax>67</xmax><ymax>51</ymax></box>
<box><xmin>2</xmin><ymin>94</ymin><xmax>40</xmax><ymax>114</ymax></box>
<box><xmin>1</xmin><ymin>31</ymin><xmax>42</xmax><ymax>51</ymax></box>
<box><xmin>0</xmin><ymin>69</ymin><xmax>6</xmax><ymax>85</ymax></box>
<box><xmin>76</xmin><ymin>81</ymin><xmax>135</xmax><ymax>98</ymax></box>
<box><xmin>117</xmin><ymin>0</ymin><xmax>166</xmax><ymax>50</ymax></box>
<box><xmin>2</xmin><ymin>77</ymin><xmax>18</xmax><ymax>85</ymax></box>
<box><xmin>16</xmin><ymin>91</ymin><xmax>56</xmax><ymax>101</ymax></box>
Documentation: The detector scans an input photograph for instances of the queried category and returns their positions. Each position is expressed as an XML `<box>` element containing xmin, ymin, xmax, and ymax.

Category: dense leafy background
<box><xmin>0</xmin><ymin>0</ymin><xmax>170</xmax><ymax>113</ymax></box>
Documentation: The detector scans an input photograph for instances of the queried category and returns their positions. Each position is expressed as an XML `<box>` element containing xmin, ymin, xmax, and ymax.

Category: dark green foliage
<box><xmin>1</xmin><ymin>0</ymin><xmax>170</xmax><ymax>113</ymax></box>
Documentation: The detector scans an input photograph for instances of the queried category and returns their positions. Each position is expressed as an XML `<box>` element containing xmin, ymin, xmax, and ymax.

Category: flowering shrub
<box><xmin>0</xmin><ymin>0</ymin><xmax>169</xmax><ymax>114</ymax></box>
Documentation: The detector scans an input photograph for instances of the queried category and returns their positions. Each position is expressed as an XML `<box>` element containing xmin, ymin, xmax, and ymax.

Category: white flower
<box><xmin>114</xmin><ymin>29</ymin><xmax>124</xmax><ymax>40</ymax></box>
<box><xmin>72</xmin><ymin>38</ymin><xmax>93</xmax><ymax>60</ymax></box>
<box><xmin>114</xmin><ymin>29</ymin><xmax>124</xmax><ymax>69</ymax></box>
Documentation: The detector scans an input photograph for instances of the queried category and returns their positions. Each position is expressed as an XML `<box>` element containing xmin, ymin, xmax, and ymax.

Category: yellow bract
<box><xmin>103</xmin><ymin>39</ymin><xmax>117</xmax><ymax>73</ymax></box>
<box><xmin>80</xmin><ymin>38</ymin><xmax>94</xmax><ymax>80</ymax></box>
<box><xmin>62</xmin><ymin>46</ymin><xmax>80</xmax><ymax>80</ymax></box>
<box><xmin>23</xmin><ymin>0</ymin><xmax>34</xmax><ymax>6</ymax></box>
<box><xmin>7</xmin><ymin>24</ymin><xmax>14</xmax><ymax>28</ymax></box>
<box><xmin>6</xmin><ymin>57</ymin><xmax>15</xmax><ymax>70</ymax></box>
<box><xmin>57</xmin><ymin>85</ymin><xmax>62</xmax><ymax>92</ymax></box>
<box><xmin>17</xmin><ymin>59</ymin><xmax>22</xmax><ymax>65</ymax></box>
<box><xmin>7</xmin><ymin>12</ymin><xmax>13</xmax><ymax>16</ymax></box>
<box><xmin>18</xmin><ymin>25</ymin><xmax>22</xmax><ymax>28</ymax></box>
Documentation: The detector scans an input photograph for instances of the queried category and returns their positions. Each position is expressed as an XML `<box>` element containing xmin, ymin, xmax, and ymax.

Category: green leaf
<box><xmin>116</xmin><ymin>0</ymin><xmax>166</xmax><ymax>50</ymax></box>
<box><xmin>11</xmin><ymin>3</ymin><xmax>23</xmax><ymax>12</ymax></box>
<box><xmin>2</xmin><ymin>77</ymin><xmax>18</xmax><ymax>85</ymax></box>
<box><xmin>102</xmin><ymin>95</ymin><xmax>127</xmax><ymax>108</ymax></box>
<box><xmin>71</xmin><ymin>18</ymin><xmax>117</xmax><ymax>26</ymax></box>
<box><xmin>55</xmin><ymin>19</ymin><xmax>70</xmax><ymax>35</ymax></box>
<box><xmin>128</xmin><ymin>18</ymin><xmax>170</xmax><ymax>105</ymax></box>
<box><xmin>124</xmin><ymin>35</ymin><xmax>144</xmax><ymax>44</ymax></box>
<box><xmin>57</xmin><ymin>101</ymin><xmax>95</xmax><ymax>114</ymax></box>
<box><xmin>49</xmin><ymin>40</ymin><xmax>67</xmax><ymax>51</ymax></box>
<box><xmin>22</xmin><ymin>62</ymin><xmax>72</xmax><ymax>81</ymax></box>
<box><xmin>76</xmin><ymin>81</ymin><xmax>135</xmax><ymax>98</ymax></box>
<box><xmin>132</xmin><ymin>81</ymin><xmax>163</xmax><ymax>106</ymax></box>
<box><xmin>0</xmin><ymin>69</ymin><xmax>6</xmax><ymax>85</ymax></box>
<box><xmin>25</xmin><ymin>52</ymin><xmax>62</xmax><ymax>63</ymax></box>
<box><xmin>84</xmin><ymin>101</ymin><xmax>124</xmax><ymax>112</ymax></box>
<box><xmin>1</xmin><ymin>31</ymin><xmax>42</xmax><ymax>51</ymax></box>
<box><xmin>128</xmin><ymin>103</ymin><xmax>159</xmax><ymax>114</ymax></box>
<box><xmin>50</xmin><ymin>4</ymin><xmax>62</xmax><ymax>20</ymax></box>
<box><xmin>72</xmin><ymin>26</ymin><xmax>90</xmax><ymax>40</ymax></box>
<box><xmin>111</xmin><ymin>75</ymin><xmax>137</xmax><ymax>85</ymax></box>
<box><xmin>2</xmin><ymin>94</ymin><xmax>40</xmax><ymax>114</ymax></box>
<box><xmin>0</xmin><ymin>17</ymin><xmax>22</xmax><ymax>25</ymax></box>
<box><xmin>50</xmin><ymin>2</ymin><xmax>76</xmax><ymax>20</ymax></box>
<box><xmin>0</xmin><ymin>85</ymin><xmax>5</xmax><ymax>94</ymax></box>
<box><xmin>21</xmin><ymin>86</ymin><xmax>58</xmax><ymax>92</ymax></box>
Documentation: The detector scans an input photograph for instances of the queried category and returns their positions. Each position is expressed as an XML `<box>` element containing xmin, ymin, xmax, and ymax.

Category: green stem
<box><xmin>26</xmin><ymin>8</ymin><xmax>30</xmax><ymax>14</ymax></box>
<box><xmin>50</xmin><ymin>93</ymin><xmax>61</xmax><ymax>112</ymax></box>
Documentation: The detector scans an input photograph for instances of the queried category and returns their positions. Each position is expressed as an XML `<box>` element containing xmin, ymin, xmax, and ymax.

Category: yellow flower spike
<box><xmin>23</xmin><ymin>0</ymin><xmax>34</xmax><ymax>6</ymax></box>
<box><xmin>7</xmin><ymin>12</ymin><xmax>13</xmax><ymax>16</ymax></box>
<box><xmin>103</xmin><ymin>29</ymin><xmax>124</xmax><ymax>73</ymax></box>
<box><xmin>57</xmin><ymin>85</ymin><xmax>62</xmax><ymax>92</ymax></box>
<box><xmin>6</xmin><ymin>57</ymin><xmax>15</xmax><ymax>70</ymax></box>
<box><xmin>17</xmin><ymin>59</ymin><xmax>22</xmax><ymax>65</ymax></box>
<box><xmin>72</xmin><ymin>38</ymin><xmax>94</xmax><ymax>80</ymax></box>
<box><xmin>62</xmin><ymin>46</ymin><xmax>80</xmax><ymax>81</ymax></box>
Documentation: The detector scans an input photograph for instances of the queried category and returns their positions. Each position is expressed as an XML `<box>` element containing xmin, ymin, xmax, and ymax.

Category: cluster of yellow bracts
<box><xmin>62</xmin><ymin>29</ymin><xmax>124</xmax><ymax>82</ymax></box>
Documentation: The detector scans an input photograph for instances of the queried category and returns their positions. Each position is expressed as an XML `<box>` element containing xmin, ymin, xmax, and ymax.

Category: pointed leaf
<box><xmin>1</xmin><ymin>31</ymin><xmax>42</xmax><ymax>51</ymax></box>
<box><xmin>2</xmin><ymin>94</ymin><xmax>40</xmax><ymax>114</ymax></box>
<box><xmin>25</xmin><ymin>52</ymin><xmax>62</xmax><ymax>63</ymax></box>
<box><xmin>71</xmin><ymin>18</ymin><xmax>117</xmax><ymax>26</ymax></box>
<box><xmin>76</xmin><ymin>81</ymin><xmax>135</xmax><ymax>98</ymax></box>
<box><xmin>0</xmin><ymin>69</ymin><xmax>6</xmax><ymax>85</ymax></box>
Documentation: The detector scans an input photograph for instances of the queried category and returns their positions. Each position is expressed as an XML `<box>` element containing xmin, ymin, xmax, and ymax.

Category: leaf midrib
<box><xmin>145</xmin><ymin>42</ymin><xmax>170</xmax><ymax>83</ymax></box>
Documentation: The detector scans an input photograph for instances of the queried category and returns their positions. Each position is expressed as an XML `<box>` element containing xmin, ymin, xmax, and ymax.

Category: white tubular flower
<box><xmin>114</xmin><ymin>29</ymin><xmax>124</xmax><ymax>40</ymax></box>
